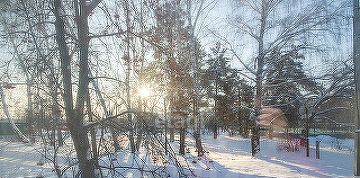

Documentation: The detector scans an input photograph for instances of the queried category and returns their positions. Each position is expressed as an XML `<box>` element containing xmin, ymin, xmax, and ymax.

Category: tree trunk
<box><xmin>251</xmin><ymin>0</ymin><xmax>268</xmax><ymax>157</ymax></box>
<box><xmin>135</xmin><ymin>132</ymin><xmax>143</xmax><ymax>152</ymax></box>
<box><xmin>135</xmin><ymin>103</ymin><xmax>143</xmax><ymax>152</ymax></box>
<box><xmin>193</xmin><ymin>98</ymin><xmax>204</xmax><ymax>156</ymax></box>
<box><xmin>164</xmin><ymin>98</ymin><xmax>169</xmax><ymax>154</ymax></box>
<box><xmin>124</xmin><ymin>1</ymin><xmax>136</xmax><ymax>153</ymax></box>
<box><xmin>86</xmin><ymin>90</ymin><xmax>102</xmax><ymax>177</ymax></box>
<box><xmin>353</xmin><ymin>0</ymin><xmax>360</xmax><ymax>175</ymax></box>
<box><xmin>187</xmin><ymin>0</ymin><xmax>204</xmax><ymax>157</ymax></box>
<box><xmin>51</xmin><ymin>82</ymin><xmax>63</xmax><ymax>146</ymax></box>
<box><xmin>53</xmin><ymin>0</ymin><xmax>95</xmax><ymax>177</ymax></box>
<box><xmin>179</xmin><ymin>116</ymin><xmax>186</xmax><ymax>155</ymax></box>
<box><xmin>170</xmin><ymin>118</ymin><xmax>175</xmax><ymax>142</ymax></box>
<box><xmin>214</xmin><ymin>74</ymin><xmax>219</xmax><ymax>139</ymax></box>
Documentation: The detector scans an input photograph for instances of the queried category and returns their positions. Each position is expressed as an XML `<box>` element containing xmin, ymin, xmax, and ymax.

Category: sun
<box><xmin>138</xmin><ymin>86</ymin><xmax>151</xmax><ymax>97</ymax></box>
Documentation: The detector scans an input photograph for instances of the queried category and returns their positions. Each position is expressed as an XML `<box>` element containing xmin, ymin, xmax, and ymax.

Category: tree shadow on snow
<box><xmin>259</xmin><ymin>155</ymin><xmax>333</xmax><ymax>178</ymax></box>
<box><xmin>197</xmin><ymin>159</ymin><xmax>275</xmax><ymax>178</ymax></box>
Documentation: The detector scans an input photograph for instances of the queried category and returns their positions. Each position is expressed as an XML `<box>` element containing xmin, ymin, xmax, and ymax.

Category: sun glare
<box><xmin>138</xmin><ymin>86</ymin><xmax>151</xmax><ymax>97</ymax></box>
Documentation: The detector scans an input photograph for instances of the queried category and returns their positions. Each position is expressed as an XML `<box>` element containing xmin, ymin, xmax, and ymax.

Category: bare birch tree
<box><xmin>225</xmin><ymin>0</ymin><xmax>349</xmax><ymax>156</ymax></box>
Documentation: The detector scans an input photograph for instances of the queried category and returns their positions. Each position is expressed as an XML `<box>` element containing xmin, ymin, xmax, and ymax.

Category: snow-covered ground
<box><xmin>0</xmin><ymin>141</ymin><xmax>54</xmax><ymax>178</ymax></box>
<box><xmin>184</xmin><ymin>134</ymin><xmax>353</xmax><ymax>178</ymax></box>
<box><xmin>0</xmin><ymin>133</ymin><xmax>354</xmax><ymax>178</ymax></box>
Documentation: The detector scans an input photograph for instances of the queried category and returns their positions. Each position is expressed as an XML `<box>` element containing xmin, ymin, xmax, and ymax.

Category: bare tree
<box><xmin>222</xmin><ymin>0</ymin><xmax>349</xmax><ymax>156</ymax></box>
<box><xmin>52</xmin><ymin>0</ymin><xmax>102</xmax><ymax>177</ymax></box>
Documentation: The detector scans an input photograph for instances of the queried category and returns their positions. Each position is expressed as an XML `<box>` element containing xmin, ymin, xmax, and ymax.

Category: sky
<box><xmin>0</xmin><ymin>0</ymin><xmax>354</xmax><ymax>119</ymax></box>
<box><xmin>196</xmin><ymin>0</ymin><xmax>353</xmax><ymax>78</ymax></box>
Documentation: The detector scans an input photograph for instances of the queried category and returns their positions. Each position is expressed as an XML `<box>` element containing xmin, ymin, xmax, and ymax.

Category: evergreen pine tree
<box><xmin>263</xmin><ymin>46</ymin><xmax>317</xmax><ymax>127</ymax></box>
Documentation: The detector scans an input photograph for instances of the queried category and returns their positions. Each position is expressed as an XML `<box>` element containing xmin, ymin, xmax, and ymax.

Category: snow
<box><xmin>0</xmin><ymin>141</ymin><xmax>54</xmax><ymax>178</ymax></box>
<box><xmin>0</xmin><ymin>133</ymin><xmax>354</xmax><ymax>178</ymax></box>
<box><xmin>181</xmin><ymin>134</ymin><xmax>353</xmax><ymax>178</ymax></box>
<box><xmin>309</xmin><ymin>134</ymin><xmax>353</xmax><ymax>152</ymax></box>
